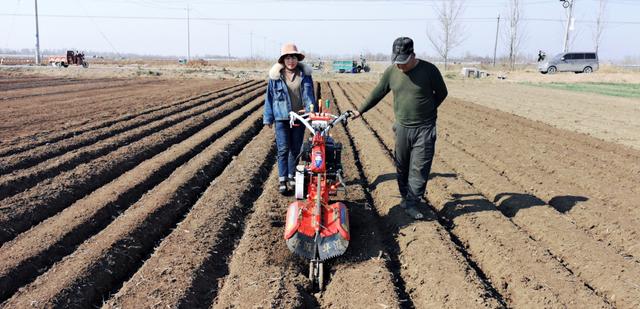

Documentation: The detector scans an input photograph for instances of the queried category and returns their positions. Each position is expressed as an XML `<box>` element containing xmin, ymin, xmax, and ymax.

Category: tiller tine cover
<box><xmin>286</xmin><ymin>232</ymin><xmax>316</xmax><ymax>260</ymax></box>
<box><xmin>285</xmin><ymin>201</ymin><xmax>350</xmax><ymax>261</ymax></box>
<box><xmin>316</xmin><ymin>231</ymin><xmax>349</xmax><ymax>260</ymax></box>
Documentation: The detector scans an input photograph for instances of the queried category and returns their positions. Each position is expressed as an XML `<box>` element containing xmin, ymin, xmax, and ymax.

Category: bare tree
<box><xmin>505</xmin><ymin>0</ymin><xmax>524</xmax><ymax>70</ymax></box>
<box><xmin>593</xmin><ymin>0</ymin><xmax>607</xmax><ymax>54</ymax></box>
<box><xmin>427</xmin><ymin>0</ymin><xmax>466</xmax><ymax>71</ymax></box>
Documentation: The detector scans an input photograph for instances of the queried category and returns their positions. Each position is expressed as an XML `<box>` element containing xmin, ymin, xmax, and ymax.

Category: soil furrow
<box><xmin>351</xmin><ymin>82</ymin><xmax>640</xmax><ymax>260</ymax></box>
<box><xmin>0</xmin><ymin>90</ymin><xmax>263</xmax><ymax>245</ymax></box>
<box><xmin>0</xmin><ymin>79</ymin><xmax>162</xmax><ymax>101</ymax></box>
<box><xmin>0</xmin><ymin>96</ymin><xmax>265</xmax><ymax>302</ymax></box>
<box><xmin>443</xmin><ymin>98</ymin><xmax>640</xmax><ymax>175</ymax></box>
<box><xmin>425</xmin><ymin>156</ymin><xmax>611</xmax><ymax>308</ymax></box>
<box><xmin>439</xmin><ymin>117</ymin><xmax>640</xmax><ymax>259</ymax></box>
<box><xmin>1</xmin><ymin>110</ymin><xmax>264</xmax><ymax>309</ymax></box>
<box><xmin>451</xmin><ymin>82</ymin><xmax>639</xmax><ymax>158</ymax></box>
<box><xmin>317</xmin><ymin>83</ymin><xmax>402</xmax><ymax>308</ymax></box>
<box><xmin>436</xmin><ymin>139</ymin><xmax>640</xmax><ymax>307</ymax></box>
<box><xmin>439</xmin><ymin>102</ymin><xmax>640</xmax><ymax>212</ymax></box>
<box><xmin>0</xmin><ymin>85</ymin><xmax>265</xmax><ymax>200</ymax></box>
<box><xmin>342</xmin><ymin>82</ymin><xmax>611</xmax><ymax>308</ymax></box>
<box><xmin>0</xmin><ymin>82</ymin><xmax>262</xmax><ymax>175</ymax></box>
<box><xmin>332</xmin><ymin>82</ymin><xmax>502</xmax><ymax>308</ymax></box>
<box><xmin>0</xmin><ymin>77</ymin><xmax>113</xmax><ymax>92</ymax></box>
<box><xmin>213</xmin><ymin>166</ymin><xmax>315</xmax><ymax>309</ymax></box>
<box><xmin>0</xmin><ymin>80</ymin><xmax>253</xmax><ymax>157</ymax></box>
<box><xmin>214</xmin><ymin>81</ymin><xmax>317</xmax><ymax>308</ymax></box>
<box><xmin>104</xmin><ymin>127</ymin><xmax>275</xmax><ymax>309</ymax></box>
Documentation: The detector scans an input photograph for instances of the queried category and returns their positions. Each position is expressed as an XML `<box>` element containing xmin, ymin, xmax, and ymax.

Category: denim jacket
<box><xmin>263</xmin><ymin>62</ymin><xmax>317</xmax><ymax>124</ymax></box>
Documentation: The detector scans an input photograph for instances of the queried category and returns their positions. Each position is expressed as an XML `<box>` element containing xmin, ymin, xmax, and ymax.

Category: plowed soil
<box><xmin>1</xmin><ymin>73</ymin><xmax>638</xmax><ymax>308</ymax></box>
<box><xmin>0</xmin><ymin>75</ymin><xmax>238</xmax><ymax>143</ymax></box>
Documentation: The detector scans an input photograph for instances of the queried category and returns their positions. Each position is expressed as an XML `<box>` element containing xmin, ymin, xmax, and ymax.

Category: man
<box><xmin>352</xmin><ymin>37</ymin><xmax>448</xmax><ymax>219</ymax></box>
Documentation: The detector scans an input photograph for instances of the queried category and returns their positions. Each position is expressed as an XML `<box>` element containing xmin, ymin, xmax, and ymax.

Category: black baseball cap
<box><xmin>391</xmin><ymin>37</ymin><xmax>414</xmax><ymax>64</ymax></box>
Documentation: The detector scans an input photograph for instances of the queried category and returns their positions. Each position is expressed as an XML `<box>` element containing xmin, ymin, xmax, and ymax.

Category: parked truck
<box><xmin>332</xmin><ymin>56</ymin><xmax>370</xmax><ymax>73</ymax></box>
<box><xmin>48</xmin><ymin>50</ymin><xmax>89</xmax><ymax>68</ymax></box>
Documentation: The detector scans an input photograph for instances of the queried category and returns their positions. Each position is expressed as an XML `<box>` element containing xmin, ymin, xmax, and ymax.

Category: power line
<box><xmin>78</xmin><ymin>1</ymin><xmax>122</xmax><ymax>58</ymax></box>
<box><xmin>2</xmin><ymin>13</ymin><xmax>639</xmax><ymax>25</ymax></box>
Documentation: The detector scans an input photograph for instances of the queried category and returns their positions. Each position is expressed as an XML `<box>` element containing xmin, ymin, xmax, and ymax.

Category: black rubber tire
<box><xmin>583</xmin><ymin>66</ymin><xmax>593</xmax><ymax>73</ymax></box>
<box><xmin>547</xmin><ymin>66</ymin><xmax>557</xmax><ymax>74</ymax></box>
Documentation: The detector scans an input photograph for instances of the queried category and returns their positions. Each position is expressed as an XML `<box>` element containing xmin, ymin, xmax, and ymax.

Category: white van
<box><xmin>538</xmin><ymin>52</ymin><xmax>599</xmax><ymax>74</ymax></box>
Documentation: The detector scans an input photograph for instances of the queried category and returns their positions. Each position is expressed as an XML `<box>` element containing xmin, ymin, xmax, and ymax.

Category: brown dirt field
<box><xmin>0</xmin><ymin>83</ymin><xmax>263</xmax><ymax>196</ymax></box>
<box><xmin>331</xmin><ymin>82</ymin><xmax>502</xmax><ymax>308</ymax></box>
<box><xmin>212</xmin><ymin>166</ymin><xmax>314</xmax><ymax>308</ymax></box>
<box><xmin>2</xmin><ymin>107</ymin><xmax>263</xmax><ymax>308</ymax></box>
<box><xmin>104</xmin><ymin>127</ymin><xmax>276</xmax><ymax>308</ymax></box>
<box><xmin>317</xmin><ymin>83</ymin><xmax>401</xmax><ymax>308</ymax></box>
<box><xmin>0</xmin><ymin>85</ymin><xmax>265</xmax><ymax>244</ymax></box>
<box><xmin>446</xmin><ymin>79</ymin><xmax>640</xmax><ymax>150</ymax></box>
<box><xmin>0</xmin><ymin>94</ymin><xmax>267</xmax><ymax>302</ymax></box>
<box><xmin>215</xmin><ymin>83</ymin><xmax>403</xmax><ymax>308</ymax></box>
<box><xmin>0</xmin><ymin>80</ymin><xmax>257</xmax><ymax>158</ymax></box>
<box><xmin>1</xmin><ymin>70</ymin><xmax>638</xmax><ymax>308</ymax></box>
<box><xmin>0</xmin><ymin>75</ymin><xmax>238</xmax><ymax>143</ymax></box>
<box><xmin>340</xmin><ymin>81</ymin><xmax>638</xmax><ymax>308</ymax></box>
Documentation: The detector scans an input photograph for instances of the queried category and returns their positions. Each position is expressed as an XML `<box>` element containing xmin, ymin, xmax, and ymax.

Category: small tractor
<box><xmin>310</xmin><ymin>60</ymin><xmax>324</xmax><ymax>70</ymax></box>
<box><xmin>332</xmin><ymin>55</ymin><xmax>370</xmax><ymax>73</ymax></box>
<box><xmin>48</xmin><ymin>50</ymin><xmax>89</xmax><ymax>68</ymax></box>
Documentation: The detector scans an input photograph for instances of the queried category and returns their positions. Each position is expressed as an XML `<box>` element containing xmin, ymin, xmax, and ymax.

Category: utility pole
<box><xmin>493</xmin><ymin>13</ymin><xmax>500</xmax><ymax>67</ymax></box>
<box><xmin>561</xmin><ymin>0</ymin><xmax>575</xmax><ymax>53</ymax></box>
<box><xmin>227</xmin><ymin>23</ymin><xmax>231</xmax><ymax>59</ymax></box>
<box><xmin>34</xmin><ymin>0</ymin><xmax>41</xmax><ymax>65</ymax></box>
<box><xmin>187</xmin><ymin>4</ymin><xmax>191</xmax><ymax>61</ymax></box>
<box><xmin>250</xmin><ymin>31</ymin><xmax>253</xmax><ymax>60</ymax></box>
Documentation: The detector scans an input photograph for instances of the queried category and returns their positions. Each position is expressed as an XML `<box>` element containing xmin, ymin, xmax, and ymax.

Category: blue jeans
<box><xmin>275</xmin><ymin>121</ymin><xmax>305</xmax><ymax>182</ymax></box>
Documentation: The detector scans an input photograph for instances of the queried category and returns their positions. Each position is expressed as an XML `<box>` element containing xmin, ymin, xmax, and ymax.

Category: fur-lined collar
<box><xmin>268</xmin><ymin>62</ymin><xmax>312</xmax><ymax>80</ymax></box>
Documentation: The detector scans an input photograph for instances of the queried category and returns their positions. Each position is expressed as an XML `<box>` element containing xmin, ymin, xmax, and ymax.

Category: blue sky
<box><xmin>1</xmin><ymin>0</ymin><xmax>638</xmax><ymax>61</ymax></box>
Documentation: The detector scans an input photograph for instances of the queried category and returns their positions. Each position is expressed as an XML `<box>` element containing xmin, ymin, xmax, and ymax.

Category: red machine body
<box><xmin>283</xmin><ymin>111</ymin><xmax>350</xmax><ymax>262</ymax></box>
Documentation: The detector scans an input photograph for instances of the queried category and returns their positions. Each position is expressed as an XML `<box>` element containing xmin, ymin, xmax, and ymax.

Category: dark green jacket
<box><xmin>358</xmin><ymin>59</ymin><xmax>448</xmax><ymax>127</ymax></box>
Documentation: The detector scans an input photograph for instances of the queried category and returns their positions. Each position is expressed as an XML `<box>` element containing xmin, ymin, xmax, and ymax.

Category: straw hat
<box><xmin>278</xmin><ymin>43</ymin><xmax>305</xmax><ymax>64</ymax></box>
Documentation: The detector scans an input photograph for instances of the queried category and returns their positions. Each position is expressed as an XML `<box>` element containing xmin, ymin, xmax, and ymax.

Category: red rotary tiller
<box><xmin>284</xmin><ymin>101</ymin><xmax>353</xmax><ymax>290</ymax></box>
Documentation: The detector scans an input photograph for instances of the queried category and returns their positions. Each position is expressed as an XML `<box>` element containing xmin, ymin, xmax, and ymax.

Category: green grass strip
<box><xmin>521</xmin><ymin>82</ymin><xmax>640</xmax><ymax>98</ymax></box>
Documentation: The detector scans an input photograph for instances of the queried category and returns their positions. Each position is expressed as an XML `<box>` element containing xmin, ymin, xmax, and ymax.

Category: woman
<box><xmin>263</xmin><ymin>43</ymin><xmax>317</xmax><ymax>194</ymax></box>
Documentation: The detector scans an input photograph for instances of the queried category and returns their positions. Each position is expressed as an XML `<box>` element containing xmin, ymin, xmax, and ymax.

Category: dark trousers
<box><xmin>275</xmin><ymin>121</ymin><xmax>305</xmax><ymax>182</ymax></box>
<box><xmin>394</xmin><ymin>123</ymin><xmax>437</xmax><ymax>207</ymax></box>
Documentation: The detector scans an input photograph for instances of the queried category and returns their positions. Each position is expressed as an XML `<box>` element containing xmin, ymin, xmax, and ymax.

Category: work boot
<box><xmin>287</xmin><ymin>177</ymin><xmax>296</xmax><ymax>191</ymax></box>
<box><xmin>404</xmin><ymin>204</ymin><xmax>424</xmax><ymax>220</ymax></box>
<box><xmin>278</xmin><ymin>181</ymin><xmax>287</xmax><ymax>194</ymax></box>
